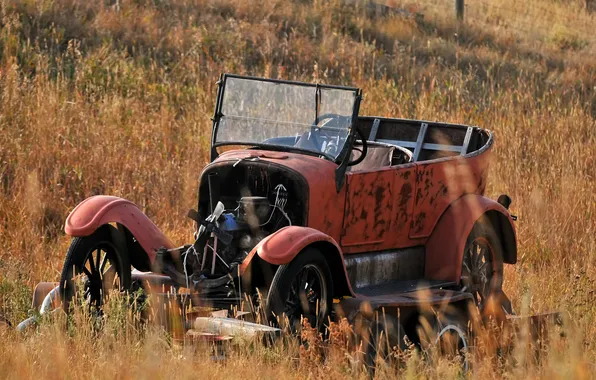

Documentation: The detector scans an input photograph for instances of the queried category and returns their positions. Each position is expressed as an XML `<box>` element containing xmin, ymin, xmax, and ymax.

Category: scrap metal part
<box><xmin>17</xmin><ymin>282</ymin><xmax>61</xmax><ymax>332</ymax></box>
<box><xmin>193</xmin><ymin>317</ymin><xmax>281</xmax><ymax>339</ymax></box>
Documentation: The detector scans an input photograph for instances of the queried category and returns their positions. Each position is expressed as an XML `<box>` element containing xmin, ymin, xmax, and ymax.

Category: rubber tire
<box><xmin>266</xmin><ymin>248</ymin><xmax>333</xmax><ymax>332</ymax></box>
<box><xmin>359</xmin><ymin>314</ymin><xmax>407</xmax><ymax>374</ymax></box>
<box><xmin>59</xmin><ymin>224</ymin><xmax>131</xmax><ymax>313</ymax></box>
<box><xmin>463</xmin><ymin>217</ymin><xmax>506</xmax><ymax>313</ymax></box>
<box><xmin>417</xmin><ymin>310</ymin><xmax>471</xmax><ymax>374</ymax></box>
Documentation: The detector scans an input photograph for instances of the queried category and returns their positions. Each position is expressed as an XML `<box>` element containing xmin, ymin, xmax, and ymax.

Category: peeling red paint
<box><xmin>410</xmin><ymin>152</ymin><xmax>491</xmax><ymax>239</ymax></box>
<box><xmin>340</xmin><ymin>168</ymin><xmax>394</xmax><ymax>248</ymax></box>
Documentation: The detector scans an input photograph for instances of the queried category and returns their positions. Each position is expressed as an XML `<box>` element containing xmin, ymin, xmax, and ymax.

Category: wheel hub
<box><xmin>461</xmin><ymin>237</ymin><xmax>493</xmax><ymax>309</ymax></box>
<box><xmin>284</xmin><ymin>264</ymin><xmax>326</xmax><ymax>329</ymax></box>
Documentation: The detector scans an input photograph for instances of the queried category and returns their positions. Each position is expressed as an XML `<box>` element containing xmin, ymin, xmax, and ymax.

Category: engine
<box><xmin>203</xmin><ymin>190</ymin><xmax>291</xmax><ymax>275</ymax></box>
<box><xmin>155</xmin><ymin>160</ymin><xmax>307</xmax><ymax>300</ymax></box>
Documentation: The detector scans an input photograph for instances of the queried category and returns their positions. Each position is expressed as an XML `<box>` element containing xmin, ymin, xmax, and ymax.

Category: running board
<box><xmin>338</xmin><ymin>288</ymin><xmax>473</xmax><ymax>316</ymax></box>
<box><xmin>355</xmin><ymin>279</ymin><xmax>457</xmax><ymax>298</ymax></box>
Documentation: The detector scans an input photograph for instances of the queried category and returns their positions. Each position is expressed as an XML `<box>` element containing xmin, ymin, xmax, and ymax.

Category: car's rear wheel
<box><xmin>60</xmin><ymin>225</ymin><xmax>131</xmax><ymax>315</ymax></box>
<box><xmin>460</xmin><ymin>218</ymin><xmax>505</xmax><ymax>314</ymax></box>
<box><xmin>266</xmin><ymin>248</ymin><xmax>333</xmax><ymax>333</ymax></box>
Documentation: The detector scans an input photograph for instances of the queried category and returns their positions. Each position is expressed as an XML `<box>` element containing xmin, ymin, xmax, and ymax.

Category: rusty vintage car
<box><xmin>22</xmin><ymin>74</ymin><xmax>524</xmax><ymax>361</ymax></box>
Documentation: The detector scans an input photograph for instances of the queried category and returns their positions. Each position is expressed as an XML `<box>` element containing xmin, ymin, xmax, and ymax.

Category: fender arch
<box><xmin>240</xmin><ymin>226</ymin><xmax>354</xmax><ymax>298</ymax></box>
<box><xmin>424</xmin><ymin>194</ymin><xmax>517</xmax><ymax>283</ymax></box>
<box><xmin>64</xmin><ymin>196</ymin><xmax>175</xmax><ymax>265</ymax></box>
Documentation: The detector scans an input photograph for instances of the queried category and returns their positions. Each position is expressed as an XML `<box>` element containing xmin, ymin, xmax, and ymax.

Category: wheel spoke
<box><xmin>88</xmin><ymin>252</ymin><xmax>97</xmax><ymax>274</ymax></box>
<box><xmin>82</xmin><ymin>266</ymin><xmax>93</xmax><ymax>279</ymax></box>
<box><xmin>460</xmin><ymin>236</ymin><xmax>497</xmax><ymax>312</ymax></box>
<box><xmin>299</xmin><ymin>269</ymin><xmax>309</xmax><ymax>291</ymax></box>
<box><xmin>94</xmin><ymin>249</ymin><xmax>102</xmax><ymax>273</ymax></box>
<box><xmin>475</xmin><ymin>246</ymin><xmax>485</xmax><ymax>268</ymax></box>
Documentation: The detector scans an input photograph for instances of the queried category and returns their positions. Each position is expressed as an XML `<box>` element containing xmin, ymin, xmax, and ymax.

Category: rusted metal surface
<box><xmin>410</xmin><ymin>149</ymin><xmax>492</xmax><ymax>239</ymax></box>
<box><xmin>341</xmin><ymin>168</ymin><xmax>394</xmax><ymax>248</ymax></box>
<box><xmin>244</xmin><ymin>226</ymin><xmax>341</xmax><ymax>266</ymax></box>
<box><xmin>343</xmin><ymin>246</ymin><xmax>424</xmax><ymax>289</ymax></box>
<box><xmin>31</xmin><ymin>282</ymin><xmax>59</xmax><ymax>310</ymax></box>
<box><xmin>341</xmin><ymin>163</ymin><xmax>420</xmax><ymax>253</ymax></box>
<box><xmin>390</xmin><ymin>164</ymin><xmax>420</xmax><ymax>247</ymax></box>
<box><xmin>64</xmin><ymin>195</ymin><xmax>175</xmax><ymax>262</ymax></box>
<box><xmin>239</xmin><ymin>225</ymin><xmax>355</xmax><ymax>296</ymax></box>
<box><xmin>211</xmin><ymin>150</ymin><xmax>346</xmax><ymax>243</ymax></box>
<box><xmin>338</xmin><ymin>288</ymin><xmax>474</xmax><ymax>312</ymax></box>
<box><xmin>424</xmin><ymin>194</ymin><xmax>515</xmax><ymax>283</ymax></box>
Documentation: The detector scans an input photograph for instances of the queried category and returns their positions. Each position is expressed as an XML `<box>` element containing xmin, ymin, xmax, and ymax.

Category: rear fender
<box><xmin>425</xmin><ymin>194</ymin><xmax>517</xmax><ymax>283</ymax></box>
<box><xmin>241</xmin><ymin>226</ymin><xmax>354</xmax><ymax>297</ymax></box>
<box><xmin>65</xmin><ymin>196</ymin><xmax>174</xmax><ymax>264</ymax></box>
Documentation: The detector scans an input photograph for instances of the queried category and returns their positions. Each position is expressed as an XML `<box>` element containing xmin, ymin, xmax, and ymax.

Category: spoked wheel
<box><xmin>60</xmin><ymin>225</ymin><xmax>131</xmax><ymax>316</ymax></box>
<box><xmin>460</xmin><ymin>219</ymin><xmax>504</xmax><ymax>315</ymax></box>
<box><xmin>266</xmin><ymin>248</ymin><xmax>333</xmax><ymax>333</ymax></box>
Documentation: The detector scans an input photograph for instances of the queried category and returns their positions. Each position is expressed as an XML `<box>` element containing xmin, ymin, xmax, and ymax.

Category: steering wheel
<box><xmin>310</xmin><ymin>113</ymin><xmax>350</xmax><ymax>154</ymax></box>
<box><xmin>313</xmin><ymin>113</ymin><xmax>351</xmax><ymax>127</ymax></box>
<box><xmin>307</xmin><ymin>114</ymin><xmax>367</xmax><ymax>164</ymax></box>
<box><xmin>346</xmin><ymin>127</ymin><xmax>367</xmax><ymax>166</ymax></box>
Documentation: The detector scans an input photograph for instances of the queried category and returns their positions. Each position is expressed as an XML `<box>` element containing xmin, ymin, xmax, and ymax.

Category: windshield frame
<box><xmin>210</xmin><ymin>73</ymin><xmax>362</xmax><ymax>163</ymax></box>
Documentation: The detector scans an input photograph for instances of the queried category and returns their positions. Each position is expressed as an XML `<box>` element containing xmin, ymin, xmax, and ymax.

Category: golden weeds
<box><xmin>0</xmin><ymin>0</ymin><xmax>595</xmax><ymax>378</ymax></box>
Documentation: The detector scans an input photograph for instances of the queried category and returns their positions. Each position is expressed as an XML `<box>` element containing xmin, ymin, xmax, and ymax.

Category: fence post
<box><xmin>456</xmin><ymin>0</ymin><xmax>464</xmax><ymax>21</ymax></box>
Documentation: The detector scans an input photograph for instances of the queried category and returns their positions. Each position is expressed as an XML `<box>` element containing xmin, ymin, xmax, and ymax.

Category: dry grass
<box><xmin>0</xmin><ymin>0</ymin><xmax>595</xmax><ymax>378</ymax></box>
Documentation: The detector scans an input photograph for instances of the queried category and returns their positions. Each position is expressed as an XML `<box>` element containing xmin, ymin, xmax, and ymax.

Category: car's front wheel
<box><xmin>266</xmin><ymin>248</ymin><xmax>333</xmax><ymax>332</ymax></box>
<box><xmin>59</xmin><ymin>225</ymin><xmax>131</xmax><ymax>315</ymax></box>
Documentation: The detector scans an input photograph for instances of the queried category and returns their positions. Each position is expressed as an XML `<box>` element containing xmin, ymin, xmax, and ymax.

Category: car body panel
<box><xmin>239</xmin><ymin>225</ymin><xmax>355</xmax><ymax>297</ymax></box>
<box><xmin>341</xmin><ymin>168</ymin><xmax>395</xmax><ymax>249</ymax></box>
<box><xmin>341</xmin><ymin>163</ymin><xmax>420</xmax><ymax>254</ymax></box>
<box><xmin>64</xmin><ymin>195</ymin><xmax>175</xmax><ymax>262</ymax></box>
<box><xmin>245</xmin><ymin>226</ymin><xmax>340</xmax><ymax>265</ymax></box>
<box><xmin>425</xmin><ymin>193</ymin><xmax>516</xmax><ymax>283</ymax></box>
<box><xmin>208</xmin><ymin>150</ymin><xmax>346</xmax><ymax>243</ymax></box>
<box><xmin>410</xmin><ymin>149</ymin><xmax>493</xmax><ymax>239</ymax></box>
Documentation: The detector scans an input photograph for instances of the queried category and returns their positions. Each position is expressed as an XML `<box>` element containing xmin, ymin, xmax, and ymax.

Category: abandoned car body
<box><xmin>25</xmin><ymin>74</ymin><xmax>522</xmax><ymax>358</ymax></box>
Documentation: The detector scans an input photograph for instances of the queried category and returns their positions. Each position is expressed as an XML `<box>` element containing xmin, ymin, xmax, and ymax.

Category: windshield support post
<box><xmin>210</xmin><ymin>73</ymin><xmax>225</xmax><ymax>162</ymax></box>
<box><xmin>314</xmin><ymin>84</ymin><xmax>320</xmax><ymax>125</ymax></box>
<box><xmin>334</xmin><ymin>89</ymin><xmax>362</xmax><ymax>192</ymax></box>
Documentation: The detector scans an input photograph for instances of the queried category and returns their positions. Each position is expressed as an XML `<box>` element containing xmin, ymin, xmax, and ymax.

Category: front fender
<box><xmin>241</xmin><ymin>226</ymin><xmax>355</xmax><ymax>297</ymax></box>
<box><xmin>65</xmin><ymin>196</ymin><xmax>174</xmax><ymax>263</ymax></box>
<box><xmin>425</xmin><ymin>194</ymin><xmax>517</xmax><ymax>283</ymax></box>
<box><xmin>256</xmin><ymin>226</ymin><xmax>342</xmax><ymax>265</ymax></box>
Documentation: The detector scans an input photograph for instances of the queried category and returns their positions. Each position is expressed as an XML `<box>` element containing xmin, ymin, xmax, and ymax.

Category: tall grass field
<box><xmin>0</xmin><ymin>0</ymin><xmax>595</xmax><ymax>378</ymax></box>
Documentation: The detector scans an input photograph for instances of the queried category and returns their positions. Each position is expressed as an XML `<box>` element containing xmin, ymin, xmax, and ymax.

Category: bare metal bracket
<box><xmin>412</xmin><ymin>122</ymin><xmax>428</xmax><ymax>162</ymax></box>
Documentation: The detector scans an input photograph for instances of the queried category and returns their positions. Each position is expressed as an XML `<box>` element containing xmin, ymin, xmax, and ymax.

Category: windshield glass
<box><xmin>214</xmin><ymin>76</ymin><xmax>360</xmax><ymax>160</ymax></box>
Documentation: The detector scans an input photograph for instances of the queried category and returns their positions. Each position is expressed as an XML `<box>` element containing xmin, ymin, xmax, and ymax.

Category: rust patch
<box><xmin>341</xmin><ymin>169</ymin><xmax>393</xmax><ymax>249</ymax></box>
<box><xmin>410</xmin><ymin>150</ymin><xmax>492</xmax><ymax>239</ymax></box>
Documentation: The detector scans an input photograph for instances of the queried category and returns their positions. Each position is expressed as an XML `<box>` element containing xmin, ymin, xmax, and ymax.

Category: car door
<box><xmin>340</xmin><ymin>168</ymin><xmax>394</xmax><ymax>251</ymax></box>
<box><xmin>340</xmin><ymin>162</ymin><xmax>418</xmax><ymax>253</ymax></box>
